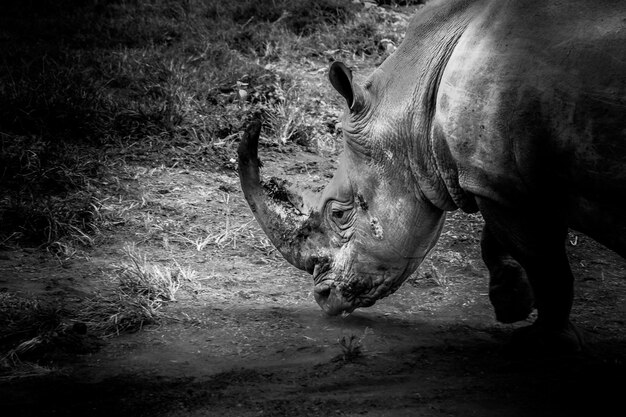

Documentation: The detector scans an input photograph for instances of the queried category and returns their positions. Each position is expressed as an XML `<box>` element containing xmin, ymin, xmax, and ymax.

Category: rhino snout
<box><xmin>314</xmin><ymin>283</ymin><xmax>356</xmax><ymax>316</ymax></box>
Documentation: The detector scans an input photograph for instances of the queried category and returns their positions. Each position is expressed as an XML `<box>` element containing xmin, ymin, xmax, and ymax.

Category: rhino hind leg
<box><xmin>481</xmin><ymin>225</ymin><xmax>534</xmax><ymax>323</ymax></box>
<box><xmin>476</xmin><ymin>198</ymin><xmax>582</xmax><ymax>351</ymax></box>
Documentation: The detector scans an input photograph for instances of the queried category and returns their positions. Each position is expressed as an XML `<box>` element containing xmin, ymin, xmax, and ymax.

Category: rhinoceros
<box><xmin>238</xmin><ymin>0</ymin><xmax>625</xmax><ymax>348</ymax></box>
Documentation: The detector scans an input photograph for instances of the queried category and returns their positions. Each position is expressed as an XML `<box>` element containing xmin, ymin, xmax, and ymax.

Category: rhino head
<box><xmin>238</xmin><ymin>62</ymin><xmax>447</xmax><ymax>316</ymax></box>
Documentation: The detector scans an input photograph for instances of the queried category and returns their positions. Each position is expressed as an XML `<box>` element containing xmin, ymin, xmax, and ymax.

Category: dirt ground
<box><xmin>1</xmin><ymin>2</ymin><xmax>625</xmax><ymax>415</ymax></box>
<box><xmin>1</xmin><ymin>135</ymin><xmax>625</xmax><ymax>417</ymax></box>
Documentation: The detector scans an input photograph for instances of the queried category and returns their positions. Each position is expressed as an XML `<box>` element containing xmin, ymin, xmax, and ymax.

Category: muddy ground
<box><xmin>1</xmin><ymin>137</ymin><xmax>625</xmax><ymax>417</ymax></box>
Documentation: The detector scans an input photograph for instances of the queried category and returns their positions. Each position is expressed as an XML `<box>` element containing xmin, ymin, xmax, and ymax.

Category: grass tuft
<box><xmin>117</xmin><ymin>244</ymin><xmax>182</xmax><ymax>303</ymax></box>
<box><xmin>77</xmin><ymin>244</ymin><xmax>194</xmax><ymax>338</ymax></box>
<box><xmin>334</xmin><ymin>327</ymin><xmax>372</xmax><ymax>362</ymax></box>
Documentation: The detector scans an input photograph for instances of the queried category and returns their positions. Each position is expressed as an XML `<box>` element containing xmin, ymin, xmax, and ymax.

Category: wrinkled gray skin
<box><xmin>239</xmin><ymin>0</ymin><xmax>626</xmax><ymax>349</ymax></box>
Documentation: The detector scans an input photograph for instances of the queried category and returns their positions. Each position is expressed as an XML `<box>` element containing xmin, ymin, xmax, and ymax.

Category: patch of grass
<box><xmin>206</xmin><ymin>0</ymin><xmax>359</xmax><ymax>38</ymax></box>
<box><xmin>377</xmin><ymin>0</ymin><xmax>425</xmax><ymax>6</ymax></box>
<box><xmin>0</xmin><ymin>245</ymin><xmax>198</xmax><ymax>370</ymax></box>
<box><xmin>410</xmin><ymin>261</ymin><xmax>449</xmax><ymax>287</ymax></box>
<box><xmin>1</xmin><ymin>0</ymin><xmax>406</xmax><ymax>245</ymax></box>
<box><xmin>2</xmin><ymin>0</ymin><xmax>394</xmax><ymax>145</ymax></box>
<box><xmin>117</xmin><ymin>244</ymin><xmax>182</xmax><ymax>303</ymax></box>
<box><xmin>174</xmin><ymin>192</ymin><xmax>258</xmax><ymax>251</ymax></box>
<box><xmin>334</xmin><ymin>327</ymin><xmax>372</xmax><ymax>362</ymax></box>
<box><xmin>78</xmin><ymin>244</ymin><xmax>200</xmax><ymax>338</ymax></box>
<box><xmin>298</xmin><ymin>3</ymin><xmax>408</xmax><ymax>64</ymax></box>
<box><xmin>0</xmin><ymin>135</ymin><xmax>103</xmax><ymax>248</ymax></box>
<box><xmin>260</xmin><ymin>80</ymin><xmax>314</xmax><ymax>146</ymax></box>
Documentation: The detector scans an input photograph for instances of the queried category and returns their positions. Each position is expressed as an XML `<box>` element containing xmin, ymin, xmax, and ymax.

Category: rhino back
<box><xmin>433</xmin><ymin>0</ymin><xmax>626</xmax><ymax>208</ymax></box>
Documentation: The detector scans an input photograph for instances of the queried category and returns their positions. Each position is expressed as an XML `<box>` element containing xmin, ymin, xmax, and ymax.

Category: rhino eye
<box><xmin>326</xmin><ymin>200</ymin><xmax>356</xmax><ymax>234</ymax></box>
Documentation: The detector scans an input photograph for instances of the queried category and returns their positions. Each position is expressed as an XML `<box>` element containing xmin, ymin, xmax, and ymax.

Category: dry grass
<box><xmin>78</xmin><ymin>244</ymin><xmax>198</xmax><ymax>338</ymax></box>
<box><xmin>411</xmin><ymin>260</ymin><xmax>449</xmax><ymax>287</ymax></box>
<box><xmin>176</xmin><ymin>218</ymin><xmax>262</xmax><ymax>251</ymax></box>
<box><xmin>335</xmin><ymin>327</ymin><xmax>372</xmax><ymax>362</ymax></box>
<box><xmin>117</xmin><ymin>244</ymin><xmax>182</xmax><ymax>302</ymax></box>
<box><xmin>1</xmin><ymin>0</ymin><xmax>409</xmax><ymax>249</ymax></box>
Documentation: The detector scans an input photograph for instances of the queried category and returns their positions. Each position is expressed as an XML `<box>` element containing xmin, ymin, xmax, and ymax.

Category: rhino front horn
<box><xmin>238</xmin><ymin>120</ymin><xmax>312</xmax><ymax>271</ymax></box>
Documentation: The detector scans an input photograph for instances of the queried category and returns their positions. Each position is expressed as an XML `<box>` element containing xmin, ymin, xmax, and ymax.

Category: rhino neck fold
<box><xmin>385</xmin><ymin>0</ymin><xmax>479</xmax><ymax>213</ymax></box>
<box><xmin>431</xmin><ymin>121</ymin><xmax>479</xmax><ymax>213</ymax></box>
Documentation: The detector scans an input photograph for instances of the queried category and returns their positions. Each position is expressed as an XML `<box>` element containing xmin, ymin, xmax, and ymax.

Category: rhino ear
<box><xmin>329</xmin><ymin>61</ymin><xmax>358</xmax><ymax>110</ymax></box>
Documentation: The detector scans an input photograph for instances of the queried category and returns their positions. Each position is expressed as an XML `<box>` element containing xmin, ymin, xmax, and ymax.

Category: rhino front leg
<box><xmin>476</xmin><ymin>198</ymin><xmax>583</xmax><ymax>351</ymax></box>
<box><xmin>481</xmin><ymin>225</ymin><xmax>534</xmax><ymax>323</ymax></box>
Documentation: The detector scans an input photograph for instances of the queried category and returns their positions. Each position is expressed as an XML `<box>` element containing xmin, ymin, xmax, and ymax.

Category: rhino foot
<box><xmin>507</xmin><ymin>321</ymin><xmax>586</xmax><ymax>355</ymax></box>
<box><xmin>489</xmin><ymin>260</ymin><xmax>535</xmax><ymax>324</ymax></box>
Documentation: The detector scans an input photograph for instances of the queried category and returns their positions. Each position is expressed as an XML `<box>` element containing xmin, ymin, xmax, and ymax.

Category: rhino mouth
<box><xmin>315</xmin><ymin>263</ymin><xmax>416</xmax><ymax>315</ymax></box>
<box><xmin>313</xmin><ymin>268</ymin><xmax>387</xmax><ymax>315</ymax></box>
